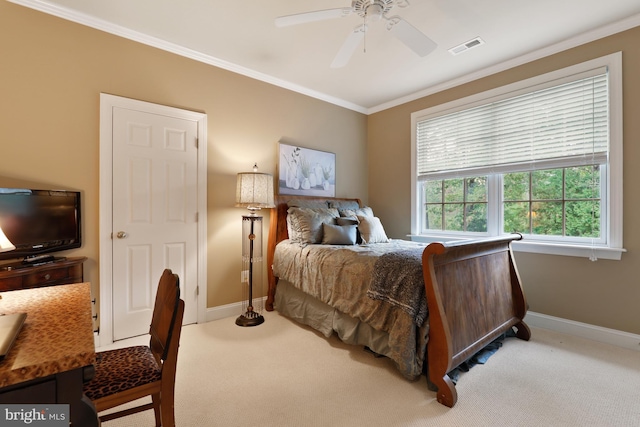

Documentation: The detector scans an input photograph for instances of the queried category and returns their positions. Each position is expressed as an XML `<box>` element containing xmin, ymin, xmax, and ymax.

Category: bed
<box><xmin>266</xmin><ymin>195</ymin><xmax>530</xmax><ymax>407</ymax></box>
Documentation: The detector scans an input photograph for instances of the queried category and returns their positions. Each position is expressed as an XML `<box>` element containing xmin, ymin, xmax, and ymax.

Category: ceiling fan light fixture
<box><xmin>353</xmin><ymin>0</ymin><xmax>395</xmax><ymax>18</ymax></box>
<box><xmin>365</xmin><ymin>3</ymin><xmax>384</xmax><ymax>21</ymax></box>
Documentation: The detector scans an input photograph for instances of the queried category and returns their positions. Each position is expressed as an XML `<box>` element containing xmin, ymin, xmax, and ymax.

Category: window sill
<box><xmin>408</xmin><ymin>235</ymin><xmax>625</xmax><ymax>261</ymax></box>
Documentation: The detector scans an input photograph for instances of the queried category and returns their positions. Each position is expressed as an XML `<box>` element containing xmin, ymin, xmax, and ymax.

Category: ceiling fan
<box><xmin>275</xmin><ymin>0</ymin><xmax>437</xmax><ymax>68</ymax></box>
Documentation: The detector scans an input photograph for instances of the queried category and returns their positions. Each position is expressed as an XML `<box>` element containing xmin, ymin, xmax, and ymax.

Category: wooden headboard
<box><xmin>265</xmin><ymin>195</ymin><xmax>361</xmax><ymax>311</ymax></box>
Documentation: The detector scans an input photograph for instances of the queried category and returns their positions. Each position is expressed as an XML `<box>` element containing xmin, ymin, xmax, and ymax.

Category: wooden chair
<box><xmin>84</xmin><ymin>269</ymin><xmax>185</xmax><ymax>426</ymax></box>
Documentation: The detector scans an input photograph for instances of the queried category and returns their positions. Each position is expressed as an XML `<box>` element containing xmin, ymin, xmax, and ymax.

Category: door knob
<box><xmin>116</xmin><ymin>231</ymin><xmax>128</xmax><ymax>239</ymax></box>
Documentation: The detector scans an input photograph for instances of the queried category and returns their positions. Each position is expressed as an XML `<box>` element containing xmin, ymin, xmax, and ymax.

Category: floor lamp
<box><xmin>235</xmin><ymin>164</ymin><xmax>275</xmax><ymax>327</ymax></box>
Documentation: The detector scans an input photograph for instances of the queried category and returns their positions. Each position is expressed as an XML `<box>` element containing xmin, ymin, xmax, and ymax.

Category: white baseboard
<box><xmin>203</xmin><ymin>304</ymin><xmax>640</xmax><ymax>352</ymax></box>
<box><xmin>525</xmin><ymin>311</ymin><xmax>640</xmax><ymax>352</ymax></box>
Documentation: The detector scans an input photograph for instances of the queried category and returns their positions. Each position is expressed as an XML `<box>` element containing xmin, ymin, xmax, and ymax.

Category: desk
<box><xmin>0</xmin><ymin>283</ymin><xmax>98</xmax><ymax>426</ymax></box>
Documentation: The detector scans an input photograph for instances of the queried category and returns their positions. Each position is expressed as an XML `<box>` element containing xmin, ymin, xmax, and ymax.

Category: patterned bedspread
<box><xmin>272</xmin><ymin>239</ymin><xmax>430</xmax><ymax>379</ymax></box>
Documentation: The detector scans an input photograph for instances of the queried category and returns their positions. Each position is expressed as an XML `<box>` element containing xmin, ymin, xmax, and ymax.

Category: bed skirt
<box><xmin>274</xmin><ymin>279</ymin><xmax>394</xmax><ymax>362</ymax></box>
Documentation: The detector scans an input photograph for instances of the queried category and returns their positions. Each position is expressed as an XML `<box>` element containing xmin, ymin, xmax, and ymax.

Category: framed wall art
<box><xmin>278</xmin><ymin>143</ymin><xmax>335</xmax><ymax>197</ymax></box>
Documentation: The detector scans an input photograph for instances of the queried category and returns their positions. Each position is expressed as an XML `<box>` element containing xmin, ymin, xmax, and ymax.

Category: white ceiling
<box><xmin>11</xmin><ymin>0</ymin><xmax>640</xmax><ymax>114</ymax></box>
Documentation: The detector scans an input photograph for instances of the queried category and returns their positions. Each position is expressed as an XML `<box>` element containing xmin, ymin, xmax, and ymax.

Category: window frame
<box><xmin>410</xmin><ymin>52</ymin><xmax>624</xmax><ymax>260</ymax></box>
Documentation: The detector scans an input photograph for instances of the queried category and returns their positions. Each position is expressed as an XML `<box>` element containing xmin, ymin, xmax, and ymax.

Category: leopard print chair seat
<box><xmin>84</xmin><ymin>345</ymin><xmax>161</xmax><ymax>401</ymax></box>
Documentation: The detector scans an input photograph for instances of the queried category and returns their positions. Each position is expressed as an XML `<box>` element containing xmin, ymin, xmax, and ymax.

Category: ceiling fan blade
<box><xmin>275</xmin><ymin>8</ymin><xmax>353</xmax><ymax>27</ymax></box>
<box><xmin>330</xmin><ymin>26</ymin><xmax>365</xmax><ymax>68</ymax></box>
<box><xmin>389</xmin><ymin>18</ymin><xmax>437</xmax><ymax>57</ymax></box>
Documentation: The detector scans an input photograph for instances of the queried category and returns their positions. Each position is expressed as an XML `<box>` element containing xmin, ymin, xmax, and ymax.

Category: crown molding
<box><xmin>8</xmin><ymin>0</ymin><xmax>368</xmax><ymax>114</ymax></box>
<box><xmin>9</xmin><ymin>0</ymin><xmax>640</xmax><ymax>115</ymax></box>
<box><xmin>369</xmin><ymin>13</ymin><xmax>640</xmax><ymax>114</ymax></box>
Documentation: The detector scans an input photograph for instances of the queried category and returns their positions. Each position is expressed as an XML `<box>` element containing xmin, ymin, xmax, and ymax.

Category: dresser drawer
<box><xmin>23</xmin><ymin>266</ymin><xmax>75</xmax><ymax>288</ymax></box>
<box><xmin>0</xmin><ymin>257</ymin><xmax>86</xmax><ymax>291</ymax></box>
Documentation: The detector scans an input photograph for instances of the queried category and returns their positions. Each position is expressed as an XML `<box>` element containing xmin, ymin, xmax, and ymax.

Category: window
<box><xmin>503</xmin><ymin>166</ymin><xmax>600</xmax><ymax>239</ymax></box>
<box><xmin>423</xmin><ymin>177</ymin><xmax>488</xmax><ymax>232</ymax></box>
<box><xmin>411</xmin><ymin>53</ymin><xmax>624</xmax><ymax>260</ymax></box>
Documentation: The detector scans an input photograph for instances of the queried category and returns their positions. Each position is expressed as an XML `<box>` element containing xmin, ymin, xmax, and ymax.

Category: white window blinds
<box><xmin>416</xmin><ymin>69</ymin><xmax>609</xmax><ymax>178</ymax></box>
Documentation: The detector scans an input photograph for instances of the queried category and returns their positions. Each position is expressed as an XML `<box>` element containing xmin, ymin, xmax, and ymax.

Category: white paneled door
<box><xmin>111</xmin><ymin>107</ymin><xmax>199</xmax><ymax>340</ymax></box>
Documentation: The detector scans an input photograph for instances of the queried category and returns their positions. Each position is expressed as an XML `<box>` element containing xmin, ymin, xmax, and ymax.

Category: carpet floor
<box><xmin>99</xmin><ymin>310</ymin><xmax>640</xmax><ymax>426</ymax></box>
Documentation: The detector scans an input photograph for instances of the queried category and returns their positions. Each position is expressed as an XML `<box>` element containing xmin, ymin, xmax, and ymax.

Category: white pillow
<box><xmin>357</xmin><ymin>216</ymin><xmax>389</xmax><ymax>244</ymax></box>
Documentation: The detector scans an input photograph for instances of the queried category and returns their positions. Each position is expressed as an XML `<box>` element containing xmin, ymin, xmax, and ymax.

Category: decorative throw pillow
<box><xmin>287</xmin><ymin>207</ymin><xmax>339</xmax><ymax>244</ymax></box>
<box><xmin>357</xmin><ymin>215</ymin><xmax>390</xmax><ymax>244</ymax></box>
<box><xmin>286</xmin><ymin>212</ymin><xmax>310</xmax><ymax>243</ymax></box>
<box><xmin>329</xmin><ymin>200</ymin><xmax>360</xmax><ymax>210</ymax></box>
<box><xmin>336</xmin><ymin>217</ymin><xmax>358</xmax><ymax>226</ymax></box>
<box><xmin>286</xmin><ymin>213</ymin><xmax>299</xmax><ymax>242</ymax></box>
<box><xmin>340</xmin><ymin>206</ymin><xmax>374</xmax><ymax>218</ymax></box>
<box><xmin>336</xmin><ymin>217</ymin><xmax>361</xmax><ymax>244</ymax></box>
<box><xmin>322</xmin><ymin>223</ymin><xmax>357</xmax><ymax>245</ymax></box>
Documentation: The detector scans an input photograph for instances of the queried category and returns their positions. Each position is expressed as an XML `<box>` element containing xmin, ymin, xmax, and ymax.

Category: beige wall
<box><xmin>368</xmin><ymin>26</ymin><xmax>640</xmax><ymax>335</ymax></box>
<box><xmin>0</xmin><ymin>3</ymin><xmax>367</xmax><ymax>314</ymax></box>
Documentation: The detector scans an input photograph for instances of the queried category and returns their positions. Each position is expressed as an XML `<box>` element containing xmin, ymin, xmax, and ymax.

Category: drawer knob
<box><xmin>44</xmin><ymin>273</ymin><xmax>51</xmax><ymax>280</ymax></box>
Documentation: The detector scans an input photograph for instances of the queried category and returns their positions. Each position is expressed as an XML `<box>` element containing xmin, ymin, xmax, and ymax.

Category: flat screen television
<box><xmin>0</xmin><ymin>188</ymin><xmax>81</xmax><ymax>262</ymax></box>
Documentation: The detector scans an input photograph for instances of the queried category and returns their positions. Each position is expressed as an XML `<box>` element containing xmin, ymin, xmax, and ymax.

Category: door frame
<box><xmin>98</xmin><ymin>93</ymin><xmax>208</xmax><ymax>346</ymax></box>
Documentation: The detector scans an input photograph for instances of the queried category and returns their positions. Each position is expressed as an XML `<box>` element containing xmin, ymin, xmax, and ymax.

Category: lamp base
<box><xmin>235</xmin><ymin>310</ymin><xmax>264</xmax><ymax>327</ymax></box>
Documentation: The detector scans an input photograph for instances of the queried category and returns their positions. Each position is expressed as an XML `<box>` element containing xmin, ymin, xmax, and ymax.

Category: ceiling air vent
<box><xmin>448</xmin><ymin>37</ymin><xmax>485</xmax><ymax>56</ymax></box>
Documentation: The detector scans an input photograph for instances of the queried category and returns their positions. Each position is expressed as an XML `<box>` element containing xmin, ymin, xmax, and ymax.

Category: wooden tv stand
<box><xmin>0</xmin><ymin>256</ymin><xmax>87</xmax><ymax>291</ymax></box>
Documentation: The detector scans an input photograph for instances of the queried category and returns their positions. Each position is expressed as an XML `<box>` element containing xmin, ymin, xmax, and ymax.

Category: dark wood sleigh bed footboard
<box><xmin>422</xmin><ymin>235</ymin><xmax>530</xmax><ymax>407</ymax></box>
<box><xmin>266</xmin><ymin>195</ymin><xmax>530</xmax><ymax>408</ymax></box>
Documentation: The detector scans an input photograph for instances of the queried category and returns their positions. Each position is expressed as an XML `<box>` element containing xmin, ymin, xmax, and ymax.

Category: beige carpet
<box><xmin>100</xmin><ymin>311</ymin><xmax>640</xmax><ymax>426</ymax></box>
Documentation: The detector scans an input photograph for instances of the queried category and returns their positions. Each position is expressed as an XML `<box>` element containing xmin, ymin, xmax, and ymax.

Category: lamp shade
<box><xmin>0</xmin><ymin>225</ymin><xmax>15</xmax><ymax>253</ymax></box>
<box><xmin>235</xmin><ymin>169</ymin><xmax>275</xmax><ymax>210</ymax></box>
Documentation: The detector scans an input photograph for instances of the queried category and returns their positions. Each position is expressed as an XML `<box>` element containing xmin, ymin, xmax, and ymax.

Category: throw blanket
<box><xmin>367</xmin><ymin>248</ymin><xmax>428</xmax><ymax>326</ymax></box>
